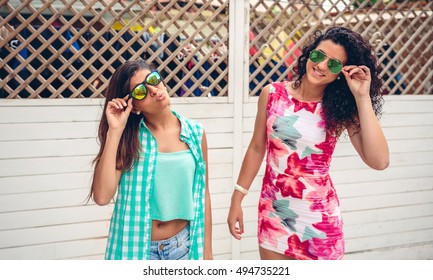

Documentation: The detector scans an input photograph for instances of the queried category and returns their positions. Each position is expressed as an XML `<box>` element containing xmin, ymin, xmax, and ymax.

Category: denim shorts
<box><xmin>149</xmin><ymin>224</ymin><xmax>191</xmax><ymax>260</ymax></box>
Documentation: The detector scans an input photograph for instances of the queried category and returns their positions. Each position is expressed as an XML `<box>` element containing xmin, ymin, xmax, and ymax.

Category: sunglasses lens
<box><xmin>146</xmin><ymin>71</ymin><xmax>162</xmax><ymax>85</ymax></box>
<box><xmin>309</xmin><ymin>50</ymin><xmax>326</xmax><ymax>63</ymax></box>
<box><xmin>132</xmin><ymin>84</ymin><xmax>147</xmax><ymax>100</ymax></box>
<box><xmin>328</xmin><ymin>59</ymin><xmax>343</xmax><ymax>74</ymax></box>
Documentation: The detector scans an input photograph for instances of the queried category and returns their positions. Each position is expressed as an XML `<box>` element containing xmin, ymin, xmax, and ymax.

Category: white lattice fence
<box><xmin>0</xmin><ymin>0</ymin><xmax>229</xmax><ymax>98</ymax></box>
<box><xmin>248</xmin><ymin>0</ymin><xmax>432</xmax><ymax>96</ymax></box>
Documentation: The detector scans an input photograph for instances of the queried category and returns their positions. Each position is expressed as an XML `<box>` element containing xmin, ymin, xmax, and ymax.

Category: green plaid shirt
<box><xmin>105</xmin><ymin>111</ymin><xmax>206</xmax><ymax>260</ymax></box>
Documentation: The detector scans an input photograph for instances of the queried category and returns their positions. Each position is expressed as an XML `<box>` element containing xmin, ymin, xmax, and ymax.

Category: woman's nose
<box><xmin>317</xmin><ymin>59</ymin><xmax>329</xmax><ymax>71</ymax></box>
<box><xmin>146</xmin><ymin>85</ymin><xmax>159</xmax><ymax>97</ymax></box>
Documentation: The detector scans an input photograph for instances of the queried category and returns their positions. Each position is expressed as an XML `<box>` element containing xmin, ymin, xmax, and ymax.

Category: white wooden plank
<box><xmin>212</xmin><ymin>238</ymin><xmax>231</xmax><ymax>255</ymax></box>
<box><xmin>0</xmin><ymin>221</ymin><xmax>109</xmax><ymax>249</ymax></box>
<box><xmin>346</xmin><ymin>228</ymin><xmax>433</xmax><ymax>253</ymax></box>
<box><xmin>0</xmin><ymin>119</ymin><xmax>232</xmax><ymax>142</ymax></box>
<box><xmin>0</xmin><ymin>99</ymin><xmax>104</xmax><ymax>107</ymax></box>
<box><xmin>207</xmin><ymin>133</ymin><xmax>234</xmax><ymax>149</ymax></box>
<box><xmin>254</xmin><ymin>164</ymin><xmax>433</xmax><ymax>185</ymax></box>
<box><xmin>210</xmin><ymin>193</ymin><xmax>232</xmax><ymax>210</ymax></box>
<box><xmin>0</xmin><ymin>177</ymin><xmax>232</xmax><ymax>213</ymax></box>
<box><xmin>243</xmin><ymin>117</ymin><xmax>433</xmax><ymax>137</ymax></box>
<box><xmin>344</xmin><ymin>216</ymin><xmax>433</xmax><ymax>239</ymax></box>
<box><xmin>334</xmin><ymin>138</ymin><xmax>433</xmax><ymax>157</ymax></box>
<box><xmin>0</xmin><ymin>173</ymin><xmax>230</xmax><ymax>196</ymax></box>
<box><xmin>0</xmin><ymin>238</ymin><xmax>107</xmax><ymax>260</ymax></box>
<box><xmin>208</xmin><ymin>163</ymin><xmax>233</xmax><ymax>179</ymax></box>
<box><xmin>0</xmin><ymin>188</ymin><xmax>94</xmax><ymax>212</ymax></box>
<box><xmin>242</xmin><ymin>117</ymin><xmax>255</xmax><ymax>133</ymax></box>
<box><xmin>0</xmin><ymin>106</ymin><xmax>103</xmax><ymax>124</ymax></box>
<box><xmin>0</xmin><ymin>156</ymin><xmax>93</xmax><ymax>177</ymax></box>
<box><xmin>212</xmin><ymin>208</ymin><xmax>228</xmax><ymax>224</ymax></box>
<box><xmin>0</xmin><ymin>138</ymin><xmax>99</xmax><ymax>159</ymax></box>
<box><xmin>383</xmin><ymin>99</ymin><xmax>433</xmax><ymax>113</ymax></box>
<box><xmin>380</xmin><ymin>113</ymin><xmax>433</xmax><ymax>127</ymax></box>
<box><xmin>242</xmin><ymin>221</ymin><xmax>258</xmax><ymax>238</ymax></box>
<box><xmin>243</xmin><ymin>102</ymin><xmax>258</xmax><ymax>118</ymax></box>
<box><xmin>209</xmin><ymin>177</ymin><xmax>233</xmax><ymax>194</ymax></box>
<box><xmin>214</xmin><ymin>253</ymin><xmax>231</xmax><ymax>260</ymax></box>
<box><xmin>331</xmin><ymin>151</ymin><xmax>433</xmax><ymax>171</ymax></box>
<box><xmin>337</xmin><ymin>177</ymin><xmax>433</xmax><ymax>198</ymax></box>
<box><xmin>382</xmin><ymin>126</ymin><xmax>433</xmax><ymax>140</ymax></box>
<box><xmin>240</xmin><ymin>236</ymin><xmax>258</xmax><ymax>252</ymax></box>
<box><xmin>242</xmin><ymin>206</ymin><xmax>259</xmax><ymax>223</ymax></box>
<box><xmin>69</xmin><ymin>254</ymin><xmax>105</xmax><ymax>260</ymax></box>
<box><xmin>171</xmin><ymin>103</ymin><xmax>233</xmax><ymax>119</ymax></box>
<box><xmin>0</xmin><ymin>205</ymin><xmax>113</xmax><ymax>231</ymax></box>
<box><xmin>0</xmin><ymin>102</ymin><xmax>234</xmax><ymax>124</ymax></box>
<box><xmin>244</xmin><ymin>133</ymin><xmax>433</xmax><ymax>153</ymax></box>
<box><xmin>0</xmin><ymin>142</ymin><xmax>230</xmax><ymax>164</ymax></box>
<box><xmin>240</xmin><ymin>190</ymin><xmax>261</xmax><ymax>208</ymax></box>
<box><xmin>0</xmin><ymin>121</ymin><xmax>99</xmax><ymax>141</ymax></box>
<box><xmin>345</xmin><ymin>242</ymin><xmax>433</xmax><ymax>260</ymax></box>
<box><xmin>340</xmin><ymin>190</ymin><xmax>433</xmax><ymax>212</ymax></box>
<box><xmin>0</xmin><ymin>172</ymin><xmax>93</xmax><ymax>195</ymax></box>
<box><xmin>383</xmin><ymin>96</ymin><xmax>433</xmax><ymax>102</ymax></box>
<box><xmin>208</xmin><ymin>148</ymin><xmax>232</xmax><ymax>164</ymax></box>
<box><xmin>342</xmin><ymin>203</ymin><xmax>433</xmax><ymax>226</ymax></box>
<box><xmin>332</xmin><ymin>165</ymin><xmax>433</xmax><ymax>185</ymax></box>
<box><xmin>213</xmin><ymin>223</ymin><xmax>232</xmax><ymax>240</ymax></box>
<box><xmin>244</xmin><ymin>116</ymin><xmax>433</xmax><ymax>134</ymax></box>
<box><xmin>240</xmin><ymin>250</ymin><xmax>260</xmax><ymax>260</ymax></box>
<box><xmin>200</xmin><ymin>118</ymin><xmax>234</xmax><ymax>133</ymax></box>
<box><xmin>241</xmin><ymin>113</ymin><xmax>433</xmax><ymax>132</ymax></box>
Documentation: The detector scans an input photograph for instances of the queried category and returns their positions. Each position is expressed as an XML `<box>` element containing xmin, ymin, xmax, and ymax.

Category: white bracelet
<box><xmin>234</xmin><ymin>183</ymin><xmax>248</xmax><ymax>195</ymax></box>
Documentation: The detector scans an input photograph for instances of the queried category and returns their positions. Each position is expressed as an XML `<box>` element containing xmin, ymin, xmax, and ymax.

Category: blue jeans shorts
<box><xmin>149</xmin><ymin>224</ymin><xmax>191</xmax><ymax>260</ymax></box>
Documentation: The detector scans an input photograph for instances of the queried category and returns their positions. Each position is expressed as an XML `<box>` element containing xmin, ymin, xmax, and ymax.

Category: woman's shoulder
<box><xmin>173</xmin><ymin>111</ymin><xmax>203</xmax><ymax>134</ymax></box>
<box><xmin>269</xmin><ymin>81</ymin><xmax>291</xmax><ymax>94</ymax></box>
<box><xmin>260</xmin><ymin>81</ymin><xmax>289</xmax><ymax>96</ymax></box>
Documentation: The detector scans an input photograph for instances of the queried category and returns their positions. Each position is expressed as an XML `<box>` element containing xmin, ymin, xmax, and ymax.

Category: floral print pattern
<box><xmin>258</xmin><ymin>82</ymin><xmax>344</xmax><ymax>260</ymax></box>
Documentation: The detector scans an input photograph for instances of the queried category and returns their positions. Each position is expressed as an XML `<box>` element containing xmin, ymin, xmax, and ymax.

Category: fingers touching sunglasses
<box><xmin>129</xmin><ymin>71</ymin><xmax>162</xmax><ymax>100</ymax></box>
<box><xmin>309</xmin><ymin>49</ymin><xmax>343</xmax><ymax>74</ymax></box>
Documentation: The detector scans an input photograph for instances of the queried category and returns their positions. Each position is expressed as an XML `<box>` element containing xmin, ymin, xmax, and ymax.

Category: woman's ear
<box><xmin>132</xmin><ymin>107</ymin><xmax>141</xmax><ymax>115</ymax></box>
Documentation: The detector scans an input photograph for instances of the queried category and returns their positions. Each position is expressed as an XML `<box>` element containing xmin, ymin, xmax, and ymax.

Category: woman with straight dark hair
<box><xmin>91</xmin><ymin>60</ymin><xmax>212</xmax><ymax>260</ymax></box>
<box><xmin>227</xmin><ymin>26</ymin><xmax>389</xmax><ymax>260</ymax></box>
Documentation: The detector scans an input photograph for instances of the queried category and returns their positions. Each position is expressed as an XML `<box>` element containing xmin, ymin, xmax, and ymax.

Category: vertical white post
<box><xmin>229</xmin><ymin>0</ymin><xmax>249</xmax><ymax>260</ymax></box>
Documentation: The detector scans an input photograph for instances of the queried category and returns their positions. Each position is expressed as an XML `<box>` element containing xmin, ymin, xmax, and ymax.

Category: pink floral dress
<box><xmin>258</xmin><ymin>82</ymin><xmax>344</xmax><ymax>260</ymax></box>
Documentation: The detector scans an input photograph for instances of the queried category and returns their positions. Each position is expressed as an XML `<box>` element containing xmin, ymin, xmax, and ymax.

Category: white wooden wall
<box><xmin>0</xmin><ymin>95</ymin><xmax>432</xmax><ymax>260</ymax></box>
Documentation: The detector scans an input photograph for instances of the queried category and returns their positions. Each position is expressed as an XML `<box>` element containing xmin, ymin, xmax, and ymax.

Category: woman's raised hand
<box><xmin>342</xmin><ymin>65</ymin><xmax>371</xmax><ymax>98</ymax></box>
<box><xmin>106</xmin><ymin>96</ymin><xmax>133</xmax><ymax>132</ymax></box>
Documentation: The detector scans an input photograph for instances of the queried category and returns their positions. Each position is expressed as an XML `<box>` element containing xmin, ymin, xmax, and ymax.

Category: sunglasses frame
<box><xmin>129</xmin><ymin>70</ymin><xmax>162</xmax><ymax>100</ymax></box>
<box><xmin>309</xmin><ymin>49</ymin><xmax>343</xmax><ymax>74</ymax></box>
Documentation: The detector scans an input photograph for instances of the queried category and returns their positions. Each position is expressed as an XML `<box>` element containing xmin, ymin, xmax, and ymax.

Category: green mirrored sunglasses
<box><xmin>309</xmin><ymin>49</ymin><xmax>343</xmax><ymax>74</ymax></box>
<box><xmin>129</xmin><ymin>71</ymin><xmax>162</xmax><ymax>100</ymax></box>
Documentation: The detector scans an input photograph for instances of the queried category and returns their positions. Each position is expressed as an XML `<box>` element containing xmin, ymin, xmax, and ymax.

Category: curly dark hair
<box><xmin>292</xmin><ymin>26</ymin><xmax>384</xmax><ymax>136</ymax></box>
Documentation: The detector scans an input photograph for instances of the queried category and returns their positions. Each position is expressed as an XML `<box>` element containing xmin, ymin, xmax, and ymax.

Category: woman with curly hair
<box><xmin>227</xmin><ymin>26</ymin><xmax>389</xmax><ymax>260</ymax></box>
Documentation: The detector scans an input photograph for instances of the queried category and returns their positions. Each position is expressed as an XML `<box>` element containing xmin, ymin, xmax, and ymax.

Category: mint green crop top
<box><xmin>150</xmin><ymin>149</ymin><xmax>195</xmax><ymax>221</ymax></box>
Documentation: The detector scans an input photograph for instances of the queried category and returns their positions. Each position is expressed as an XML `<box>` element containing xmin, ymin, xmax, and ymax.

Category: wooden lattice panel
<box><xmin>0</xmin><ymin>0</ymin><xmax>229</xmax><ymax>98</ymax></box>
<box><xmin>248</xmin><ymin>0</ymin><xmax>433</xmax><ymax>96</ymax></box>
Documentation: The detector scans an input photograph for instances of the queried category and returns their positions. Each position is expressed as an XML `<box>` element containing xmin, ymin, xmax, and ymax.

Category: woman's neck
<box><xmin>296</xmin><ymin>78</ymin><xmax>326</xmax><ymax>102</ymax></box>
<box><xmin>143</xmin><ymin>109</ymin><xmax>177</xmax><ymax>131</ymax></box>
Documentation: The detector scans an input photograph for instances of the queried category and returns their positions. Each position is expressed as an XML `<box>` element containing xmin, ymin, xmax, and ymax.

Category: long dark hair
<box><xmin>87</xmin><ymin>60</ymin><xmax>154</xmax><ymax>203</ymax></box>
<box><xmin>292</xmin><ymin>26</ymin><xmax>384</xmax><ymax>136</ymax></box>
<box><xmin>94</xmin><ymin>60</ymin><xmax>154</xmax><ymax>171</ymax></box>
